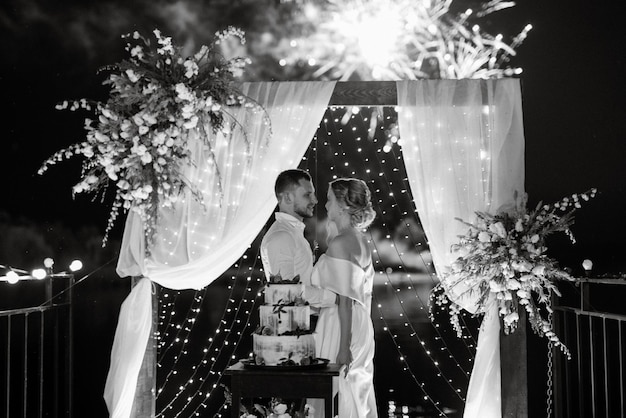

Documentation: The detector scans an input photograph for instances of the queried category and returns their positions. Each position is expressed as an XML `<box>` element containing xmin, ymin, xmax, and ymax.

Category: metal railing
<box><xmin>0</xmin><ymin>274</ymin><xmax>73</xmax><ymax>418</ymax></box>
<box><xmin>553</xmin><ymin>278</ymin><xmax>626</xmax><ymax>418</ymax></box>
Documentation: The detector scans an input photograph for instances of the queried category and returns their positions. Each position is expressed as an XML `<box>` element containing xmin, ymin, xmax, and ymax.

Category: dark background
<box><xmin>1</xmin><ymin>1</ymin><xmax>625</xmax><ymax>417</ymax></box>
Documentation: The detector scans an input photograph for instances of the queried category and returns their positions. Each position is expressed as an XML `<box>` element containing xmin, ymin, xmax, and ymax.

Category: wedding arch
<box><xmin>104</xmin><ymin>79</ymin><xmax>526</xmax><ymax>418</ymax></box>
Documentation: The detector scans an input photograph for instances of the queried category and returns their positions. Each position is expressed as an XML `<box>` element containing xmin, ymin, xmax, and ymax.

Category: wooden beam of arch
<box><xmin>329</xmin><ymin>81</ymin><xmax>397</xmax><ymax>106</ymax></box>
<box><xmin>328</xmin><ymin>79</ymin><xmax>510</xmax><ymax>106</ymax></box>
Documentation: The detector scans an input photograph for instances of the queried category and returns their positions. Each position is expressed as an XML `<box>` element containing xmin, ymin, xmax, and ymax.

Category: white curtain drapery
<box><xmin>396</xmin><ymin>79</ymin><xmax>525</xmax><ymax>418</ymax></box>
<box><xmin>104</xmin><ymin>81</ymin><xmax>336</xmax><ymax>418</ymax></box>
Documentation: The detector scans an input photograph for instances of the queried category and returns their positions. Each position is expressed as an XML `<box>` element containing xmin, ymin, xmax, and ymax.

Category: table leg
<box><xmin>231</xmin><ymin>377</ymin><xmax>241</xmax><ymax>418</ymax></box>
<box><xmin>325</xmin><ymin>395</ymin><xmax>332</xmax><ymax>418</ymax></box>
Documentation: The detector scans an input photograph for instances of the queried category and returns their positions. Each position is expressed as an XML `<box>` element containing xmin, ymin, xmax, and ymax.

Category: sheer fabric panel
<box><xmin>397</xmin><ymin>79</ymin><xmax>525</xmax><ymax>418</ymax></box>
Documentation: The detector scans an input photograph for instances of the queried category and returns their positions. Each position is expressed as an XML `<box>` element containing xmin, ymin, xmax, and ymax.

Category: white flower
<box><xmin>531</xmin><ymin>265</ymin><xmax>546</xmax><ymax>276</ymax></box>
<box><xmin>131</xmin><ymin>143</ymin><xmax>148</xmax><ymax>156</ymax></box>
<box><xmin>175</xmin><ymin>83</ymin><xmax>194</xmax><ymax>101</ymax></box>
<box><xmin>478</xmin><ymin>231</ymin><xmax>491</xmax><ymax>243</ymax></box>
<box><xmin>125</xmin><ymin>69</ymin><xmax>140</xmax><ymax>83</ymax></box>
<box><xmin>72</xmin><ymin>181</ymin><xmax>88</xmax><ymax>194</ymax></box>
<box><xmin>142</xmin><ymin>113</ymin><xmax>157</xmax><ymax>125</ymax></box>
<box><xmin>503</xmin><ymin>312</ymin><xmax>519</xmax><ymax>326</ymax></box>
<box><xmin>502</xmin><ymin>266</ymin><xmax>515</xmax><ymax>279</ymax></box>
<box><xmin>489</xmin><ymin>281</ymin><xmax>505</xmax><ymax>292</ymax></box>
<box><xmin>82</xmin><ymin>145</ymin><xmax>94</xmax><ymax>158</ymax></box>
<box><xmin>516</xmin><ymin>289</ymin><xmax>530</xmax><ymax>299</ymax></box>
<box><xmin>530</xmin><ymin>234</ymin><xmax>540</xmax><ymax>243</ymax></box>
<box><xmin>181</xmin><ymin>103</ymin><xmax>195</xmax><ymax>119</ymax></box>
<box><xmin>457</xmin><ymin>246</ymin><xmax>470</xmax><ymax>257</ymax></box>
<box><xmin>130</xmin><ymin>45</ymin><xmax>143</xmax><ymax>59</ymax></box>
<box><xmin>489</xmin><ymin>221</ymin><xmax>507</xmax><ymax>238</ymax></box>
<box><xmin>183</xmin><ymin>60</ymin><xmax>199</xmax><ymax>78</ymax></box>
<box><xmin>506</xmin><ymin>278</ymin><xmax>521</xmax><ymax>290</ymax></box>
<box><xmin>183</xmin><ymin>116</ymin><xmax>199</xmax><ymax>129</ymax></box>
<box><xmin>143</xmin><ymin>83</ymin><xmax>157</xmax><ymax>95</ymax></box>
<box><xmin>515</xmin><ymin>218</ymin><xmax>524</xmax><ymax>232</ymax></box>
<box><xmin>152</xmin><ymin>132</ymin><xmax>166</xmax><ymax>146</ymax></box>
<box><xmin>273</xmin><ymin>404</ymin><xmax>288</xmax><ymax>415</ymax></box>
<box><xmin>511</xmin><ymin>260</ymin><xmax>531</xmax><ymax>272</ymax></box>
<box><xmin>94</xmin><ymin>131</ymin><xmax>109</xmax><ymax>142</ymax></box>
<box><xmin>519</xmin><ymin>274</ymin><xmax>534</xmax><ymax>282</ymax></box>
<box><xmin>141</xmin><ymin>153</ymin><xmax>153</xmax><ymax>164</ymax></box>
<box><xmin>117</xmin><ymin>179</ymin><xmax>130</xmax><ymax>190</ymax></box>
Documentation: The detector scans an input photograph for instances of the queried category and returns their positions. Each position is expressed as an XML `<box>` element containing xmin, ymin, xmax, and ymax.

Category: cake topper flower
<box><xmin>39</xmin><ymin>27</ymin><xmax>267</xmax><ymax>251</ymax></box>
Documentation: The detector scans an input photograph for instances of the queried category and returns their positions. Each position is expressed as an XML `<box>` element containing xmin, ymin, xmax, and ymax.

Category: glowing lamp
<box><xmin>69</xmin><ymin>260</ymin><xmax>83</xmax><ymax>272</ymax></box>
<box><xmin>582</xmin><ymin>259</ymin><xmax>593</xmax><ymax>277</ymax></box>
<box><xmin>43</xmin><ymin>258</ymin><xmax>54</xmax><ymax>269</ymax></box>
<box><xmin>6</xmin><ymin>271</ymin><xmax>19</xmax><ymax>284</ymax></box>
<box><xmin>32</xmin><ymin>268</ymin><xmax>47</xmax><ymax>280</ymax></box>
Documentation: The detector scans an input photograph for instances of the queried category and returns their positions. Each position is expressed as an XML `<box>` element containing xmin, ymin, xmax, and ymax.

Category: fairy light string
<box><xmin>184</xmin><ymin>253</ymin><xmax>267</xmax><ymax>416</ymax></box>
<box><xmin>157</xmin><ymin>249</ymin><xmax>264</xmax><ymax>416</ymax></box>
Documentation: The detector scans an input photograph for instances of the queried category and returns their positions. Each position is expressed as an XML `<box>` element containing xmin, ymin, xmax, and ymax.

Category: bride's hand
<box><xmin>336</xmin><ymin>346</ymin><xmax>352</xmax><ymax>377</ymax></box>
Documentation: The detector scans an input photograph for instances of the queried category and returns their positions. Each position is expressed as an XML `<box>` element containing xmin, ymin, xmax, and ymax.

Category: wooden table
<box><xmin>224</xmin><ymin>362</ymin><xmax>341</xmax><ymax>417</ymax></box>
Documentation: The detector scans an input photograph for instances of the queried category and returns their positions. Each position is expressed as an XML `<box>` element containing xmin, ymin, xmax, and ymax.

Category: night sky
<box><xmin>1</xmin><ymin>0</ymin><xmax>625</xmax><ymax>416</ymax></box>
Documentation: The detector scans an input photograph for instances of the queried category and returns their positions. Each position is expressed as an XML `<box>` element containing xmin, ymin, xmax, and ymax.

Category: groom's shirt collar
<box><xmin>274</xmin><ymin>212</ymin><xmax>305</xmax><ymax>230</ymax></box>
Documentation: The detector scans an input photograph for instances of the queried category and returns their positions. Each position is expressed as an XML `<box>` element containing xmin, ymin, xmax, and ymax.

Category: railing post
<box><xmin>500</xmin><ymin>308</ymin><xmax>528</xmax><ymax>417</ymax></box>
<box><xmin>130</xmin><ymin>277</ymin><xmax>157</xmax><ymax>418</ymax></box>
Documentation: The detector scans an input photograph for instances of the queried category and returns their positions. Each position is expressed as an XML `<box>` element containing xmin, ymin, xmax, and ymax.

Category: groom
<box><xmin>260</xmin><ymin>169</ymin><xmax>337</xmax><ymax>317</ymax></box>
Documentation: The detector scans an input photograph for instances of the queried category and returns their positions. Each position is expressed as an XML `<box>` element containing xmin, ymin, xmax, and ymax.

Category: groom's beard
<box><xmin>294</xmin><ymin>203</ymin><xmax>315</xmax><ymax>219</ymax></box>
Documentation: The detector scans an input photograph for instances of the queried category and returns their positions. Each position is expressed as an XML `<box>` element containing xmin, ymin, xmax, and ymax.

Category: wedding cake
<box><xmin>252</xmin><ymin>274</ymin><xmax>316</xmax><ymax>366</ymax></box>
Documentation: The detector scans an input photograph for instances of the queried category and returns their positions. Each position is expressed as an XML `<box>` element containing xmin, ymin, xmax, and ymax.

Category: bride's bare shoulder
<box><xmin>326</xmin><ymin>233</ymin><xmax>361</xmax><ymax>262</ymax></box>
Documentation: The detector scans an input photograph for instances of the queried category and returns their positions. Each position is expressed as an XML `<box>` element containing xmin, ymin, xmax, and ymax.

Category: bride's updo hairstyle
<box><xmin>330</xmin><ymin>178</ymin><xmax>376</xmax><ymax>229</ymax></box>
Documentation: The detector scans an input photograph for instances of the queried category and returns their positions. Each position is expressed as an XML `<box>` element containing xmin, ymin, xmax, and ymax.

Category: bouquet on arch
<box><xmin>39</xmin><ymin>27</ymin><xmax>267</xmax><ymax>251</ymax></box>
<box><xmin>431</xmin><ymin>188</ymin><xmax>597</xmax><ymax>358</ymax></box>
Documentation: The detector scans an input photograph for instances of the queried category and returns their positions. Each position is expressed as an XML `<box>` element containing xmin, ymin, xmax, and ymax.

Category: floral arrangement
<box><xmin>240</xmin><ymin>398</ymin><xmax>314</xmax><ymax>418</ymax></box>
<box><xmin>39</xmin><ymin>27</ymin><xmax>264</xmax><ymax>250</ymax></box>
<box><xmin>267</xmin><ymin>273</ymin><xmax>301</xmax><ymax>284</ymax></box>
<box><xmin>431</xmin><ymin>188</ymin><xmax>597</xmax><ymax>358</ymax></box>
<box><xmin>222</xmin><ymin>386</ymin><xmax>314</xmax><ymax>418</ymax></box>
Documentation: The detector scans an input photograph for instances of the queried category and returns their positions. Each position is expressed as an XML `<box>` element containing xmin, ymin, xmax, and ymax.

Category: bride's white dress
<box><xmin>310</xmin><ymin>254</ymin><xmax>377</xmax><ymax>418</ymax></box>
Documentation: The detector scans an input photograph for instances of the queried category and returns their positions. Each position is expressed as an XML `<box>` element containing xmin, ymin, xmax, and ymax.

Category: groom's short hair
<box><xmin>275</xmin><ymin>169</ymin><xmax>312</xmax><ymax>198</ymax></box>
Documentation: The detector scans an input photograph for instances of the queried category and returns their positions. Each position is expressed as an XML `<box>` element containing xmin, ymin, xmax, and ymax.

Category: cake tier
<box><xmin>253</xmin><ymin>334</ymin><xmax>316</xmax><ymax>366</ymax></box>
<box><xmin>259</xmin><ymin>305</ymin><xmax>310</xmax><ymax>335</ymax></box>
<box><xmin>264</xmin><ymin>283</ymin><xmax>304</xmax><ymax>305</ymax></box>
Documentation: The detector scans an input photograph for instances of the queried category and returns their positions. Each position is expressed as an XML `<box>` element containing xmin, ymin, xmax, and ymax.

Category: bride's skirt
<box><xmin>309</xmin><ymin>304</ymin><xmax>377</xmax><ymax>418</ymax></box>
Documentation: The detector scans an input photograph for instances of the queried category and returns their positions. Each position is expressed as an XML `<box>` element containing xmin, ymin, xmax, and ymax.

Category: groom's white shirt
<box><xmin>260</xmin><ymin>212</ymin><xmax>336</xmax><ymax>309</ymax></box>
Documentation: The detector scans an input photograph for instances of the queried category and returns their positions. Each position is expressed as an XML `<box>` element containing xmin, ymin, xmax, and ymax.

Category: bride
<box><xmin>310</xmin><ymin>177</ymin><xmax>378</xmax><ymax>418</ymax></box>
